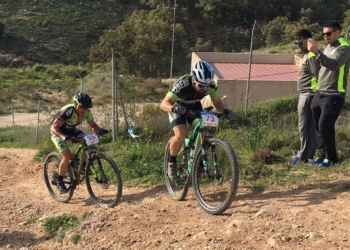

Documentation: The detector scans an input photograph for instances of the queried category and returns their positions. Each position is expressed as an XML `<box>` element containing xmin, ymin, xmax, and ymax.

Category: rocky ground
<box><xmin>1</xmin><ymin>148</ymin><xmax>350</xmax><ymax>250</ymax></box>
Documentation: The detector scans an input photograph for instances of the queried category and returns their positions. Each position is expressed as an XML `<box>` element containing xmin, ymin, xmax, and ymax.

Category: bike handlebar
<box><xmin>185</xmin><ymin>109</ymin><xmax>227</xmax><ymax>119</ymax></box>
<box><xmin>70</xmin><ymin>129</ymin><xmax>111</xmax><ymax>144</ymax></box>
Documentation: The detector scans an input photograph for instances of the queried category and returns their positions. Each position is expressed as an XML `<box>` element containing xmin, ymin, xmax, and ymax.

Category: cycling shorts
<box><xmin>51</xmin><ymin>128</ymin><xmax>83</xmax><ymax>152</ymax></box>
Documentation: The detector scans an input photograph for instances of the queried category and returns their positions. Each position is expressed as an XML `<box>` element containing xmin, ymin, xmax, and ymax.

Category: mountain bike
<box><xmin>164</xmin><ymin>108</ymin><xmax>239</xmax><ymax>215</ymax></box>
<box><xmin>43</xmin><ymin>131</ymin><xmax>122</xmax><ymax>208</ymax></box>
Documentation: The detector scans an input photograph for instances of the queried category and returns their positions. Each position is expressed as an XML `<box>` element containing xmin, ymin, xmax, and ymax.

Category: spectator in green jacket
<box><xmin>307</xmin><ymin>22</ymin><xmax>350</xmax><ymax>167</ymax></box>
<box><xmin>290</xmin><ymin>29</ymin><xmax>320</xmax><ymax>165</ymax></box>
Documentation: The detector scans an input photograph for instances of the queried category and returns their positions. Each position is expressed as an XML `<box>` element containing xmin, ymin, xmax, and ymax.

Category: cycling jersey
<box><xmin>51</xmin><ymin>104</ymin><xmax>93</xmax><ymax>135</ymax></box>
<box><xmin>166</xmin><ymin>74</ymin><xmax>219</xmax><ymax>109</ymax></box>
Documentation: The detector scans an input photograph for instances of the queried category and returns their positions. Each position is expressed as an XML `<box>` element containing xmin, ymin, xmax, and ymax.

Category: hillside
<box><xmin>0</xmin><ymin>0</ymin><xmax>139</xmax><ymax>66</ymax></box>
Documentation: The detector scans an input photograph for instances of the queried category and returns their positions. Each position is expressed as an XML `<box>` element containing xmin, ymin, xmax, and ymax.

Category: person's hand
<box><xmin>223</xmin><ymin>108</ymin><xmax>235</xmax><ymax>120</ymax></box>
<box><xmin>171</xmin><ymin>106</ymin><xmax>188</xmax><ymax>115</ymax></box>
<box><xmin>307</xmin><ymin>39</ymin><xmax>318</xmax><ymax>53</ymax></box>
<box><xmin>70</xmin><ymin>137</ymin><xmax>79</xmax><ymax>143</ymax></box>
<box><xmin>62</xmin><ymin>135</ymin><xmax>71</xmax><ymax>141</ymax></box>
<box><xmin>62</xmin><ymin>135</ymin><xmax>79</xmax><ymax>143</ymax></box>
<box><xmin>99</xmin><ymin>128</ymin><xmax>109</xmax><ymax>135</ymax></box>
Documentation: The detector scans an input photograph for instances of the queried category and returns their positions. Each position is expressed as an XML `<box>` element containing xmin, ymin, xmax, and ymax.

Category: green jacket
<box><xmin>316</xmin><ymin>38</ymin><xmax>350</xmax><ymax>97</ymax></box>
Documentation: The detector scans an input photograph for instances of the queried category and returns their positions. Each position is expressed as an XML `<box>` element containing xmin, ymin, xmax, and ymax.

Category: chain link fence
<box><xmin>0</xmin><ymin>24</ymin><xmax>297</xmax><ymax>143</ymax></box>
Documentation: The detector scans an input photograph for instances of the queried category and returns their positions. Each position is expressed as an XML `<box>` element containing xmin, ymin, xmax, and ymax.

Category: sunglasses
<box><xmin>322</xmin><ymin>30</ymin><xmax>338</xmax><ymax>36</ymax></box>
<box><xmin>294</xmin><ymin>41</ymin><xmax>303</xmax><ymax>46</ymax></box>
<box><xmin>79</xmin><ymin>105</ymin><xmax>88</xmax><ymax>110</ymax></box>
<box><xmin>197</xmin><ymin>83</ymin><xmax>209</xmax><ymax>89</ymax></box>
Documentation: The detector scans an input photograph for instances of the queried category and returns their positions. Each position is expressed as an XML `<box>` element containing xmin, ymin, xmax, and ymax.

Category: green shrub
<box><xmin>32</xmin><ymin>64</ymin><xmax>47</xmax><ymax>72</ymax></box>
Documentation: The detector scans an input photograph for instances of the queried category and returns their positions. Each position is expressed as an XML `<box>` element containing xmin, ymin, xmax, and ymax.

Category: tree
<box><xmin>261</xmin><ymin>16</ymin><xmax>289</xmax><ymax>46</ymax></box>
<box><xmin>342</xmin><ymin>9</ymin><xmax>350</xmax><ymax>39</ymax></box>
<box><xmin>0</xmin><ymin>22</ymin><xmax>5</xmax><ymax>38</ymax></box>
<box><xmin>89</xmin><ymin>4</ymin><xmax>188</xmax><ymax>77</ymax></box>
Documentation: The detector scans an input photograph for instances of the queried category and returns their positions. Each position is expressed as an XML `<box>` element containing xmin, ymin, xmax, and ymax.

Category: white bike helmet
<box><xmin>192</xmin><ymin>60</ymin><xmax>214</xmax><ymax>85</ymax></box>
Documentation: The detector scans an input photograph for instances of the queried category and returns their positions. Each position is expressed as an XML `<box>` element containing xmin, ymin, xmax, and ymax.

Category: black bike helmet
<box><xmin>192</xmin><ymin>60</ymin><xmax>214</xmax><ymax>85</ymax></box>
<box><xmin>73</xmin><ymin>91</ymin><xmax>92</xmax><ymax>109</ymax></box>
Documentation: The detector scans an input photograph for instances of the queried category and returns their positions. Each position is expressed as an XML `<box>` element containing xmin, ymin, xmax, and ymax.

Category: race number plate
<box><xmin>84</xmin><ymin>134</ymin><xmax>99</xmax><ymax>146</ymax></box>
<box><xmin>201</xmin><ymin>113</ymin><xmax>218</xmax><ymax>127</ymax></box>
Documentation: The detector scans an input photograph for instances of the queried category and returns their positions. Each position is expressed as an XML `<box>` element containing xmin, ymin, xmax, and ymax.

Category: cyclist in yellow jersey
<box><xmin>50</xmin><ymin>91</ymin><xmax>108</xmax><ymax>193</ymax></box>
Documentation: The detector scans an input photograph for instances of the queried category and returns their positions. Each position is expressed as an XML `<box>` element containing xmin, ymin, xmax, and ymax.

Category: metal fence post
<box><xmin>11</xmin><ymin>101</ymin><xmax>15</xmax><ymax>141</ymax></box>
<box><xmin>245</xmin><ymin>20</ymin><xmax>257</xmax><ymax>115</ymax></box>
<box><xmin>169</xmin><ymin>0</ymin><xmax>176</xmax><ymax>90</ymax></box>
<box><xmin>36</xmin><ymin>99</ymin><xmax>40</xmax><ymax>144</ymax></box>
<box><xmin>111</xmin><ymin>47</ymin><xmax>117</xmax><ymax>141</ymax></box>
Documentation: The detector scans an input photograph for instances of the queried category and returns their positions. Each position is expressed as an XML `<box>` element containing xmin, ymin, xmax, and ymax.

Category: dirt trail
<box><xmin>1</xmin><ymin>148</ymin><xmax>350</xmax><ymax>249</ymax></box>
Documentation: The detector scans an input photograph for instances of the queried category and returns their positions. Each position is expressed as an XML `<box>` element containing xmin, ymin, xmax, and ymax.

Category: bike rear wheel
<box><xmin>164</xmin><ymin>136</ymin><xmax>190</xmax><ymax>201</ymax></box>
<box><xmin>43</xmin><ymin>152</ymin><xmax>74</xmax><ymax>203</ymax></box>
<box><xmin>192</xmin><ymin>138</ymin><xmax>239</xmax><ymax>215</ymax></box>
<box><xmin>85</xmin><ymin>153</ymin><xmax>122</xmax><ymax>208</ymax></box>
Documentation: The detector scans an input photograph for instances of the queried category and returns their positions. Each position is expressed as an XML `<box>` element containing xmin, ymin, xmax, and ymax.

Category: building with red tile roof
<box><xmin>192</xmin><ymin>52</ymin><xmax>300</xmax><ymax>109</ymax></box>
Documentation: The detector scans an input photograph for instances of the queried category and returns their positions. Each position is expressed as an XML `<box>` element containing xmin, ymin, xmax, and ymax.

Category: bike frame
<box><xmin>180</xmin><ymin>111</ymin><xmax>220</xmax><ymax>176</ymax></box>
<box><xmin>69</xmin><ymin>137</ymin><xmax>100</xmax><ymax>186</ymax></box>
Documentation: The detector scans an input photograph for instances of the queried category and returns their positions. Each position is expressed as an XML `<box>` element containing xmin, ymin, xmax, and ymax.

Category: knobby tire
<box><xmin>43</xmin><ymin>152</ymin><xmax>74</xmax><ymax>203</ymax></box>
<box><xmin>192</xmin><ymin>137</ymin><xmax>239</xmax><ymax>215</ymax></box>
<box><xmin>85</xmin><ymin>152</ymin><xmax>122</xmax><ymax>208</ymax></box>
<box><xmin>164</xmin><ymin>136</ymin><xmax>190</xmax><ymax>201</ymax></box>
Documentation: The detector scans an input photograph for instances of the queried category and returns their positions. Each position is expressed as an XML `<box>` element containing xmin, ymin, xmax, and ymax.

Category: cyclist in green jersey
<box><xmin>160</xmin><ymin>60</ymin><xmax>235</xmax><ymax>179</ymax></box>
<box><xmin>50</xmin><ymin>91</ymin><xmax>108</xmax><ymax>193</ymax></box>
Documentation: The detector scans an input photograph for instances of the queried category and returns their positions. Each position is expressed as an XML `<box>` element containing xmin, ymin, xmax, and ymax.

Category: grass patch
<box><xmin>42</xmin><ymin>214</ymin><xmax>84</xmax><ymax>242</ymax></box>
<box><xmin>71</xmin><ymin>234</ymin><xmax>81</xmax><ymax>244</ymax></box>
<box><xmin>27</xmin><ymin>215</ymin><xmax>40</xmax><ymax>224</ymax></box>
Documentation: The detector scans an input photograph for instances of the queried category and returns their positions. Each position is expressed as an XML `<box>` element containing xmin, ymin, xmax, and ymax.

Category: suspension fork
<box><xmin>87</xmin><ymin>152</ymin><xmax>98</xmax><ymax>179</ymax></box>
<box><xmin>88</xmin><ymin>152</ymin><xmax>107</xmax><ymax>183</ymax></box>
<box><xmin>199</xmin><ymin>131</ymin><xmax>210</xmax><ymax>173</ymax></box>
<box><xmin>200</xmin><ymin>132</ymin><xmax>219</xmax><ymax>177</ymax></box>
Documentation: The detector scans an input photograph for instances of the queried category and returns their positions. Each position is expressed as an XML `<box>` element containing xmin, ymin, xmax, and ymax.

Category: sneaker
<box><xmin>309</xmin><ymin>158</ymin><xmax>323</xmax><ymax>165</ymax></box>
<box><xmin>289</xmin><ymin>156</ymin><xmax>308</xmax><ymax>165</ymax></box>
<box><xmin>319</xmin><ymin>159</ymin><xmax>333</xmax><ymax>168</ymax></box>
<box><xmin>57</xmin><ymin>180</ymin><xmax>69</xmax><ymax>193</ymax></box>
<box><xmin>167</xmin><ymin>162</ymin><xmax>178</xmax><ymax>179</ymax></box>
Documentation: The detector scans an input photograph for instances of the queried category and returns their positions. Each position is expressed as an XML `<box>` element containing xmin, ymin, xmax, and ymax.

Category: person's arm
<box><xmin>211</xmin><ymin>96</ymin><xmax>225</xmax><ymax>113</ymax></box>
<box><xmin>87</xmin><ymin>119</ymin><xmax>102</xmax><ymax>132</ymax></box>
<box><xmin>308</xmin><ymin>41</ymin><xmax>350</xmax><ymax>71</ymax></box>
<box><xmin>317</xmin><ymin>46</ymin><xmax>350</xmax><ymax>71</ymax></box>
<box><xmin>50</xmin><ymin>118</ymin><xmax>65</xmax><ymax>139</ymax></box>
<box><xmin>160</xmin><ymin>95</ymin><xmax>176</xmax><ymax>112</ymax></box>
<box><xmin>211</xmin><ymin>95</ymin><xmax>235</xmax><ymax>119</ymax></box>
<box><xmin>308</xmin><ymin>53</ymin><xmax>321</xmax><ymax>80</ymax></box>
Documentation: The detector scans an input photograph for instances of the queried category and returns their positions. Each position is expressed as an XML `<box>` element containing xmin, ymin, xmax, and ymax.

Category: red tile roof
<box><xmin>211</xmin><ymin>63</ymin><xmax>300</xmax><ymax>81</ymax></box>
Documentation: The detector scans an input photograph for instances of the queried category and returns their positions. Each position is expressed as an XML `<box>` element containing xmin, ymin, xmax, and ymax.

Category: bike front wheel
<box><xmin>192</xmin><ymin>138</ymin><xmax>239</xmax><ymax>215</ymax></box>
<box><xmin>43</xmin><ymin>152</ymin><xmax>74</xmax><ymax>203</ymax></box>
<box><xmin>85</xmin><ymin>153</ymin><xmax>122</xmax><ymax>208</ymax></box>
<box><xmin>164</xmin><ymin>136</ymin><xmax>190</xmax><ymax>201</ymax></box>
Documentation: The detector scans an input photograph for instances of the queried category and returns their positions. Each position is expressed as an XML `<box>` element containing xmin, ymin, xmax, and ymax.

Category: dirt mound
<box><xmin>1</xmin><ymin>148</ymin><xmax>350</xmax><ymax>249</ymax></box>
